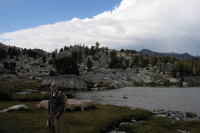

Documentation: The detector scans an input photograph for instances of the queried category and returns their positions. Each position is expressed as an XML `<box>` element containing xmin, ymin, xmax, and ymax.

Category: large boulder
<box><xmin>109</xmin><ymin>80</ymin><xmax>133</xmax><ymax>88</ymax></box>
<box><xmin>42</xmin><ymin>75</ymin><xmax>87</xmax><ymax>89</ymax></box>
<box><xmin>37</xmin><ymin>99</ymin><xmax>95</xmax><ymax>112</ymax></box>
<box><xmin>78</xmin><ymin>99</ymin><xmax>95</xmax><ymax>111</ymax></box>
<box><xmin>0</xmin><ymin>104</ymin><xmax>30</xmax><ymax>112</ymax></box>
<box><xmin>186</xmin><ymin>111</ymin><xmax>197</xmax><ymax>118</ymax></box>
<box><xmin>67</xmin><ymin>99</ymin><xmax>95</xmax><ymax>111</ymax></box>
<box><xmin>41</xmin><ymin>67</ymin><xmax>167</xmax><ymax>89</ymax></box>
<box><xmin>66</xmin><ymin>99</ymin><xmax>84</xmax><ymax>111</ymax></box>
<box><xmin>37</xmin><ymin>100</ymin><xmax>49</xmax><ymax>109</ymax></box>
<box><xmin>80</xmin><ymin>68</ymin><xmax>160</xmax><ymax>88</ymax></box>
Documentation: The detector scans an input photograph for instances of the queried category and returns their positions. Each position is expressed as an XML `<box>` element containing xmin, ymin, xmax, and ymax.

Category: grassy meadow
<box><xmin>1</xmin><ymin>85</ymin><xmax>200</xmax><ymax>133</ymax></box>
<box><xmin>0</xmin><ymin>101</ymin><xmax>150</xmax><ymax>133</ymax></box>
<box><xmin>1</xmin><ymin>101</ymin><xmax>200</xmax><ymax>133</ymax></box>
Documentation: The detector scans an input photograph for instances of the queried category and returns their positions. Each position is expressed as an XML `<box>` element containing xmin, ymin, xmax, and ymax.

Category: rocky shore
<box><xmin>42</xmin><ymin>68</ymin><xmax>200</xmax><ymax>90</ymax></box>
<box><xmin>108</xmin><ymin>109</ymin><xmax>200</xmax><ymax>133</ymax></box>
<box><xmin>2</xmin><ymin>102</ymin><xmax>199</xmax><ymax>122</ymax></box>
<box><xmin>152</xmin><ymin>110</ymin><xmax>199</xmax><ymax>121</ymax></box>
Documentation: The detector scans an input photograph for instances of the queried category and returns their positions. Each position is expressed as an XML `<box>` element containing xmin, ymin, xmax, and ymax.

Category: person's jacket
<box><xmin>48</xmin><ymin>90</ymin><xmax>65</xmax><ymax>116</ymax></box>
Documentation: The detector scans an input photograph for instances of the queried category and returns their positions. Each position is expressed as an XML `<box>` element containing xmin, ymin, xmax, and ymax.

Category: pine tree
<box><xmin>53</xmin><ymin>57</ymin><xmax>79</xmax><ymax>75</ymax></box>
<box><xmin>42</xmin><ymin>55</ymin><xmax>47</xmax><ymax>63</ymax></box>
<box><xmin>87</xmin><ymin>57</ymin><xmax>93</xmax><ymax>71</ymax></box>
<box><xmin>109</xmin><ymin>50</ymin><xmax>119</xmax><ymax>68</ymax></box>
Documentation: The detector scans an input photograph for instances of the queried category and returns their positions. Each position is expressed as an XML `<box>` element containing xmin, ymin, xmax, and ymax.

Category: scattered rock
<box><xmin>130</xmin><ymin>119</ymin><xmax>137</xmax><ymax>123</ymax></box>
<box><xmin>0</xmin><ymin>104</ymin><xmax>31</xmax><ymax>112</ymax></box>
<box><xmin>153</xmin><ymin>110</ymin><xmax>167</xmax><ymax>115</ymax></box>
<box><xmin>152</xmin><ymin>109</ymin><xmax>200</xmax><ymax>121</ymax></box>
<box><xmin>119</xmin><ymin>122</ymin><xmax>130</xmax><ymax>127</ymax></box>
<box><xmin>186</xmin><ymin>111</ymin><xmax>197</xmax><ymax>118</ymax></box>
<box><xmin>40</xmin><ymin>92</ymin><xmax>49</xmax><ymax>94</ymax></box>
<box><xmin>177</xmin><ymin>130</ymin><xmax>190</xmax><ymax>133</ymax></box>
<box><xmin>174</xmin><ymin>117</ymin><xmax>181</xmax><ymax>121</ymax></box>
<box><xmin>37</xmin><ymin>99</ymin><xmax>95</xmax><ymax>111</ymax></box>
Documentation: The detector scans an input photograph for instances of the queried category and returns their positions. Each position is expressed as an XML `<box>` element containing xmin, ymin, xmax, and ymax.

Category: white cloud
<box><xmin>0</xmin><ymin>0</ymin><xmax>200</xmax><ymax>55</ymax></box>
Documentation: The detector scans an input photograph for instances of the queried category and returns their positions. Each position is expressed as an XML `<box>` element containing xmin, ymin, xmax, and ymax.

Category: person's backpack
<box><xmin>58</xmin><ymin>91</ymin><xmax>68</xmax><ymax>111</ymax></box>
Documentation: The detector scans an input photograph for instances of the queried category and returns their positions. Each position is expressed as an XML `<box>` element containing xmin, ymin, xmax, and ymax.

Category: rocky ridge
<box><xmin>42</xmin><ymin>66</ymin><xmax>171</xmax><ymax>89</ymax></box>
<box><xmin>0</xmin><ymin>44</ymin><xmax>199</xmax><ymax>89</ymax></box>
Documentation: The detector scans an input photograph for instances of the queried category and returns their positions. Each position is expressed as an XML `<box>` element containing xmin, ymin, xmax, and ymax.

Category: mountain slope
<box><xmin>139</xmin><ymin>49</ymin><xmax>195</xmax><ymax>60</ymax></box>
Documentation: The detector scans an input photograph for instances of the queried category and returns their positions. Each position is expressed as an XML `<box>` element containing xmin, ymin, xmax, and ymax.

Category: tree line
<box><xmin>109</xmin><ymin>49</ymin><xmax>200</xmax><ymax>77</ymax></box>
<box><xmin>1</xmin><ymin>43</ymin><xmax>200</xmax><ymax>77</ymax></box>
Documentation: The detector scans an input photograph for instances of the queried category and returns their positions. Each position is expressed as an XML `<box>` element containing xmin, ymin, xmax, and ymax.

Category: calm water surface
<box><xmin>68</xmin><ymin>87</ymin><xmax>200</xmax><ymax>114</ymax></box>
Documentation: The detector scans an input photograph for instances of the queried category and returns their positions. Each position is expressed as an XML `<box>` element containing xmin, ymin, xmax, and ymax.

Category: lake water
<box><xmin>68</xmin><ymin>86</ymin><xmax>200</xmax><ymax>115</ymax></box>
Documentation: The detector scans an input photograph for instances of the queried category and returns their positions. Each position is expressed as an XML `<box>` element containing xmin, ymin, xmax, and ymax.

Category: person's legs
<box><xmin>50</xmin><ymin>116</ymin><xmax>55</xmax><ymax>133</ymax></box>
<box><xmin>50</xmin><ymin>113</ymin><xmax>62</xmax><ymax>133</ymax></box>
<box><xmin>54</xmin><ymin>117</ymin><xmax>61</xmax><ymax>133</ymax></box>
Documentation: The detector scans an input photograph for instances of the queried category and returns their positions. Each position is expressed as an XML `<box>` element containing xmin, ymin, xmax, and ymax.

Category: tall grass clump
<box><xmin>14</xmin><ymin>93</ymin><xmax>49</xmax><ymax>102</ymax></box>
<box><xmin>0</xmin><ymin>85</ymin><xmax>14</xmax><ymax>101</ymax></box>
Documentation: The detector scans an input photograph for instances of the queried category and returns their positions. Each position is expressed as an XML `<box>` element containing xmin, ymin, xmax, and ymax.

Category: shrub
<box><xmin>0</xmin><ymin>86</ymin><xmax>14</xmax><ymax>101</ymax></box>
<box><xmin>14</xmin><ymin>93</ymin><xmax>49</xmax><ymax>102</ymax></box>
<box><xmin>131</xmin><ymin>109</ymin><xmax>153</xmax><ymax>121</ymax></box>
<box><xmin>49</xmin><ymin>70</ymin><xmax>56</xmax><ymax>76</ymax></box>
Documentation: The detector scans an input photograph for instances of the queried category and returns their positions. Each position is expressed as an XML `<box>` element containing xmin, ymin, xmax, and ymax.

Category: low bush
<box><xmin>14</xmin><ymin>93</ymin><xmax>49</xmax><ymax>102</ymax></box>
<box><xmin>0</xmin><ymin>86</ymin><xmax>14</xmax><ymax>101</ymax></box>
<box><xmin>131</xmin><ymin>108</ymin><xmax>153</xmax><ymax>121</ymax></box>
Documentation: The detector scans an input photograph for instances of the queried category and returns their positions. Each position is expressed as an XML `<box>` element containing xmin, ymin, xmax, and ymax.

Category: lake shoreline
<box><xmin>69</xmin><ymin>86</ymin><xmax>200</xmax><ymax>116</ymax></box>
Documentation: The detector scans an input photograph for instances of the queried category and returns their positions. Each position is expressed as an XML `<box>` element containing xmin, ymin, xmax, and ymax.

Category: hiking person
<box><xmin>48</xmin><ymin>82</ymin><xmax>65</xmax><ymax>133</ymax></box>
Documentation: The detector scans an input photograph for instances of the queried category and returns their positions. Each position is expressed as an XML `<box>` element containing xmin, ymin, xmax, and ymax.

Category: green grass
<box><xmin>0</xmin><ymin>102</ymin><xmax>48</xmax><ymax>133</ymax></box>
<box><xmin>0</xmin><ymin>86</ymin><xmax>14</xmax><ymax>101</ymax></box>
<box><xmin>0</xmin><ymin>81</ymin><xmax>42</xmax><ymax>91</ymax></box>
<box><xmin>0</xmin><ymin>101</ymin><xmax>147</xmax><ymax>133</ymax></box>
<box><xmin>13</xmin><ymin>93</ymin><xmax>49</xmax><ymax>102</ymax></box>
<box><xmin>0</xmin><ymin>84</ymin><xmax>73</xmax><ymax>102</ymax></box>
<box><xmin>1</xmin><ymin>101</ymin><xmax>200</xmax><ymax>133</ymax></box>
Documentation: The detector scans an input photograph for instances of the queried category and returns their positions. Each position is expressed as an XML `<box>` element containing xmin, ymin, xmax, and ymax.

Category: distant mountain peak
<box><xmin>139</xmin><ymin>49</ymin><xmax>195</xmax><ymax>60</ymax></box>
<box><xmin>167</xmin><ymin>52</ymin><xmax>179</xmax><ymax>55</ymax></box>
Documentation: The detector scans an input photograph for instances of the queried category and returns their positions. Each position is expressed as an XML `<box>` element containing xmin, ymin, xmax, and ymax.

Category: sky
<box><xmin>0</xmin><ymin>0</ymin><xmax>200</xmax><ymax>56</ymax></box>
